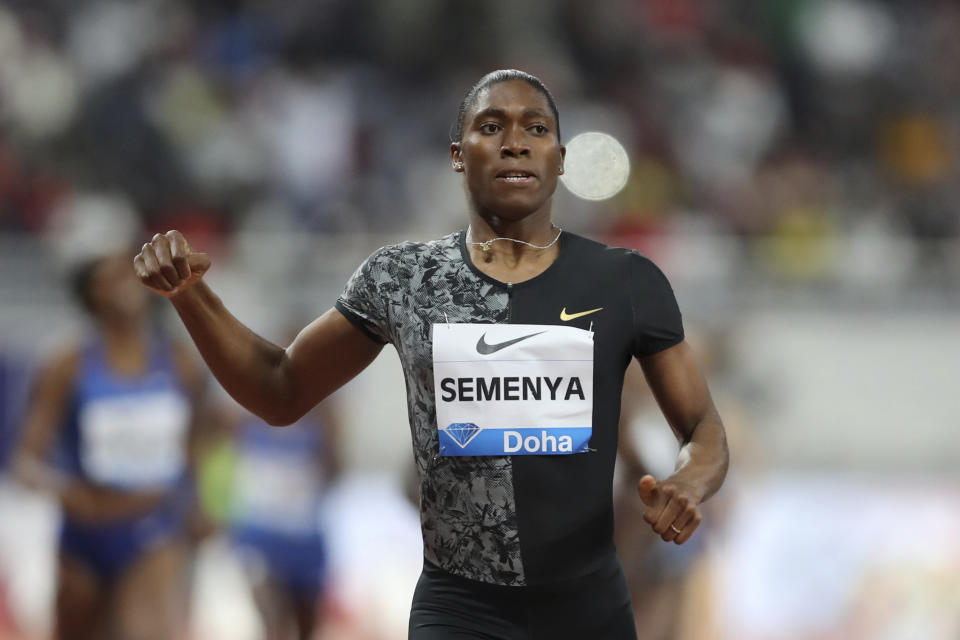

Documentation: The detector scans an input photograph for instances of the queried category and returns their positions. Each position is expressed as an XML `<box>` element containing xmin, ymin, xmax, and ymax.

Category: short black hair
<box><xmin>450</xmin><ymin>69</ymin><xmax>561</xmax><ymax>144</ymax></box>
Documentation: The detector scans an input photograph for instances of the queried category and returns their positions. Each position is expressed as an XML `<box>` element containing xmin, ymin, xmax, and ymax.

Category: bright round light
<box><xmin>560</xmin><ymin>131</ymin><xmax>631</xmax><ymax>201</ymax></box>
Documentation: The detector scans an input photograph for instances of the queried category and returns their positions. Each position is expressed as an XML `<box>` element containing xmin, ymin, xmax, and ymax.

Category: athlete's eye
<box><xmin>530</xmin><ymin>124</ymin><xmax>549</xmax><ymax>135</ymax></box>
<box><xmin>480</xmin><ymin>123</ymin><xmax>502</xmax><ymax>134</ymax></box>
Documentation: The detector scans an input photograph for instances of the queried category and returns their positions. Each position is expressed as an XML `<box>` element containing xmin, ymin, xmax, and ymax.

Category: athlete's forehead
<box><xmin>467</xmin><ymin>81</ymin><xmax>556</xmax><ymax>125</ymax></box>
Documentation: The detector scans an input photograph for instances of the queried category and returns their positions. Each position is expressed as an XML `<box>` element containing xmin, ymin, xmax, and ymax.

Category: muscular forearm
<box><xmin>170</xmin><ymin>282</ymin><xmax>292</xmax><ymax>425</ymax></box>
<box><xmin>136</xmin><ymin>231</ymin><xmax>383</xmax><ymax>425</ymax></box>
<box><xmin>667</xmin><ymin>410</ymin><xmax>728</xmax><ymax>503</ymax></box>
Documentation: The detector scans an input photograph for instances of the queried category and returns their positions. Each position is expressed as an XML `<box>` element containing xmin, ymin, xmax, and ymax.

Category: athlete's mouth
<box><xmin>495</xmin><ymin>169</ymin><xmax>537</xmax><ymax>184</ymax></box>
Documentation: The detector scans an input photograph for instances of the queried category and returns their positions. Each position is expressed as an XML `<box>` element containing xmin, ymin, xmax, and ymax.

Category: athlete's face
<box><xmin>88</xmin><ymin>255</ymin><xmax>150</xmax><ymax>326</ymax></box>
<box><xmin>452</xmin><ymin>81</ymin><xmax>565</xmax><ymax>222</ymax></box>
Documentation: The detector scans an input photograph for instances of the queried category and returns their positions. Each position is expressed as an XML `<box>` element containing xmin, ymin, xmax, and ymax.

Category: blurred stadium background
<box><xmin>0</xmin><ymin>0</ymin><xmax>958</xmax><ymax>638</ymax></box>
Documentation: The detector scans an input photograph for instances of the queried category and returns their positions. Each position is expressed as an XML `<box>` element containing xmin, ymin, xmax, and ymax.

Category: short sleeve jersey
<box><xmin>335</xmin><ymin>230</ymin><xmax>683</xmax><ymax>587</ymax></box>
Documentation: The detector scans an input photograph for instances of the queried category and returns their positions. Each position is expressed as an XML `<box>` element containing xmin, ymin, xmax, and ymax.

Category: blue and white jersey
<box><xmin>229</xmin><ymin>416</ymin><xmax>328</xmax><ymax>537</ymax></box>
<box><xmin>61</xmin><ymin>333</ymin><xmax>191</xmax><ymax>491</ymax></box>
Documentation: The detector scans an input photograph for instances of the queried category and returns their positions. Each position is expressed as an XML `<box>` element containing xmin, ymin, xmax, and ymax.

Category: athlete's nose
<box><xmin>501</xmin><ymin>145</ymin><xmax>530</xmax><ymax>158</ymax></box>
<box><xmin>500</xmin><ymin>126</ymin><xmax>530</xmax><ymax>158</ymax></box>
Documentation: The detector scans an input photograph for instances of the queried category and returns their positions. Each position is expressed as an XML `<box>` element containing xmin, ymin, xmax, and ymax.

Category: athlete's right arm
<box><xmin>13</xmin><ymin>348</ymin><xmax>79</xmax><ymax>497</ymax></box>
<box><xmin>134</xmin><ymin>231</ymin><xmax>384</xmax><ymax>426</ymax></box>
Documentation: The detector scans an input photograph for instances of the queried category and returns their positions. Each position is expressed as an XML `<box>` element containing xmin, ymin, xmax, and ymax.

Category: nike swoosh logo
<box><xmin>476</xmin><ymin>331</ymin><xmax>546</xmax><ymax>355</ymax></box>
<box><xmin>560</xmin><ymin>307</ymin><xmax>603</xmax><ymax>321</ymax></box>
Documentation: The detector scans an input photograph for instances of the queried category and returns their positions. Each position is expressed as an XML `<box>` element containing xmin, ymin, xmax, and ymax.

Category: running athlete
<box><xmin>226</xmin><ymin>400</ymin><xmax>341</xmax><ymax>640</ymax></box>
<box><xmin>13</xmin><ymin>252</ymin><xmax>206</xmax><ymax>640</ymax></box>
<box><xmin>133</xmin><ymin>69</ymin><xmax>729</xmax><ymax>639</ymax></box>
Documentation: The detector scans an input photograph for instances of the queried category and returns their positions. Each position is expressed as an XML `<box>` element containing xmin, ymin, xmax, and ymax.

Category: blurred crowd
<box><xmin>0</xmin><ymin>0</ymin><xmax>958</xmax><ymax>286</ymax></box>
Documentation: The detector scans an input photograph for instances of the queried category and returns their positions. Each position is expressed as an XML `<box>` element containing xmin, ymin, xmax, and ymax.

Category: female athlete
<box><xmin>133</xmin><ymin>69</ymin><xmax>728</xmax><ymax>639</ymax></box>
<box><xmin>14</xmin><ymin>252</ymin><xmax>206</xmax><ymax>640</ymax></box>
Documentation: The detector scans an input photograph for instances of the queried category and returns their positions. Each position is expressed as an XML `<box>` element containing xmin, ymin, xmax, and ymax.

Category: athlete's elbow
<box><xmin>258</xmin><ymin>396</ymin><xmax>322</xmax><ymax>427</ymax></box>
<box><xmin>224</xmin><ymin>387</ymin><xmax>291</xmax><ymax>426</ymax></box>
<box><xmin>255</xmin><ymin>363</ymin><xmax>303</xmax><ymax>426</ymax></box>
<box><xmin>259</xmin><ymin>405</ymin><xmax>303</xmax><ymax>427</ymax></box>
<box><xmin>260</xmin><ymin>412</ymin><xmax>291</xmax><ymax>427</ymax></box>
<box><xmin>258</xmin><ymin>366</ymin><xmax>331</xmax><ymax>426</ymax></box>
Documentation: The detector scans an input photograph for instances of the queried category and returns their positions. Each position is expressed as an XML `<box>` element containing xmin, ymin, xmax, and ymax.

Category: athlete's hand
<box><xmin>637</xmin><ymin>474</ymin><xmax>702</xmax><ymax>544</ymax></box>
<box><xmin>134</xmin><ymin>230</ymin><xmax>211</xmax><ymax>298</ymax></box>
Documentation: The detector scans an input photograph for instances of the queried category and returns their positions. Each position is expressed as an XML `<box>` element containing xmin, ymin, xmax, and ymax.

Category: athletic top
<box><xmin>60</xmin><ymin>333</ymin><xmax>192</xmax><ymax>492</ymax></box>
<box><xmin>335</xmin><ymin>230</ymin><xmax>683</xmax><ymax>586</ymax></box>
<box><xmin>229</xmin><ymin>415</ymin><xmax>328</xmax><ymax>537</ymax></box>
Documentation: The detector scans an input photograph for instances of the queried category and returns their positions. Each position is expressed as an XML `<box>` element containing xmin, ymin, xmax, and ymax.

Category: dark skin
<box><xmin>134</xmin><ymin>79</ymin><xmax>728</xmax><ymax>545</ymax></box>
<box><xmin>452</xmin><ymin>81</ymin><xmax>566</xmax><ymax>280</ymax></box>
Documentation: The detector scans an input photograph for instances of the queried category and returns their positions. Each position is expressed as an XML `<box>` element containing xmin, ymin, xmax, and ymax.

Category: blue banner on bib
<box><xmin>439</xmin><ymin>423</ymin><xmax>592</xmax><ymax>456</ymax></box>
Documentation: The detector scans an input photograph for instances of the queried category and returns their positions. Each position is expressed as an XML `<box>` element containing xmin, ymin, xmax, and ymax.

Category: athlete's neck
<box><xmin>100</xmin><ymin>324</ymin><xmax>149</xmax><ymax>376</ymax></box>
<box><xmin>465</xmin><ymin>212</ymin><xmax>561</xmax><ymax>282</ymax></box>
<box><xmin>468</xmin><ymin>210</ymin><xmax>555</xmax><ymax>246</ymax></box>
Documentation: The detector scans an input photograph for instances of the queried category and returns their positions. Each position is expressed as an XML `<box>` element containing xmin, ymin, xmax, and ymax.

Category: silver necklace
<box><xmin>466</xmin><ymin>224</ymin><xmax>563</xmax><ymax>262</ymax></box>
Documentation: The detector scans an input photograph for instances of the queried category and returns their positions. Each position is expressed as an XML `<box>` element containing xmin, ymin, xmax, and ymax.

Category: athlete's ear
<box><xmin>450</xmin><ymin>143</ymin><xmax>464</xmax><ymax>173</ymax></box>
<box><xmin>558</xmin><ymin>144</ymin><xmax>566</xmax><ymax>175</ymax></box>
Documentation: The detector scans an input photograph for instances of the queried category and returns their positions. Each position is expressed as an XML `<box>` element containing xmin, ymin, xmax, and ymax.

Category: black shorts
<box><xmin>408</xmin><ymin>556</ymin><xmax>636</xmax><ymax>640</ymax></box>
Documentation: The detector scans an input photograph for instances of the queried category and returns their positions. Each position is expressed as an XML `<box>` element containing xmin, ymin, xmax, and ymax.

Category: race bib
<box><xmin>432</xmin><ymin>323</ymin><xmax>594</xmax><ymax>456</ymax></box>
<box><xmin>232</xmin><ymin>452</ymin><xmax>323</xmax><ymax>534</ymax></box>
<box><xmin>78</xmin><ymin>391</ymin><xmax>190</xmax><ymax>488</ymax></box>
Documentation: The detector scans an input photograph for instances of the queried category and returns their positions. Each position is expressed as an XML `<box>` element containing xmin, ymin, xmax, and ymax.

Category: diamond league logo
<box><xmin>442</xmin><ymin>422</ymin><xmax>482</xmax><ymax>448</ymax></box>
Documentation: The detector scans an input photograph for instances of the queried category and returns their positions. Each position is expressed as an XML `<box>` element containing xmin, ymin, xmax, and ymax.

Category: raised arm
<box><xmin>634</xmin><ymin>340</ymin><xmax>729</xmax><ymax>544</ymax></box>
<box><xmin>134</xmin><ymin>231</ymin><xmax>384</xmax><ymax>426</ymax></box>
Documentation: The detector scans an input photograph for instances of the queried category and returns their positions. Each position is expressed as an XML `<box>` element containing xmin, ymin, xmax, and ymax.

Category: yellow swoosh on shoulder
<box><xmin>560</xmin><ymin>307</ymin><xmax>603</xmax><ymax>321</ymax></box>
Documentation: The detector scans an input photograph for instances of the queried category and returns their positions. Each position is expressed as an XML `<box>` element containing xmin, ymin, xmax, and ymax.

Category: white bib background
<box><xmin>432</xmin><ymin>323</ymin><xmax>594</xmax><ymax>456</ymax></box>
<box><xmin>79</xmin><ymin>390</ymin><xmax>190</xmax><ymax>488</ymax></box>
<box><xmin>232</xmin><ymin>452</ymin><xmax>323</xmax><ymax>534</ymax></box>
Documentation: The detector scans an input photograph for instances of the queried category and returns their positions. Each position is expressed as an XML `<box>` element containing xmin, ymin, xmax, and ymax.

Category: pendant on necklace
<box><xmin>481</xmin><ymin>243</ymin><xmax>493</xmax><ymax>262</ymax></box>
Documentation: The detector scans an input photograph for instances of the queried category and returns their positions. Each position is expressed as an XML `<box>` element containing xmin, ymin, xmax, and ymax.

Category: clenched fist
<box><xmin>133</xmin><ymin>230</ymin><xmax>211</xmax><ymax>298</ymax></box>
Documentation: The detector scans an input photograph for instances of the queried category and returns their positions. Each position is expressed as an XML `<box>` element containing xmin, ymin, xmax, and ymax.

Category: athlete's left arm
<box><xmin>635</xmin><ymin>340</ymin><xmax>729</xmax><ymax>544</ymax></box>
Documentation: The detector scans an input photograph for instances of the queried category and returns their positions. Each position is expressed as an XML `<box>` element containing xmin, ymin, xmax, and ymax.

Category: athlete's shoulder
<box><xmin>29</xmin><ymin>338</ymin><xmax>83</xmax><ymax>397</ymax></box>
<box><xmin>346</xmin><ymin>233</ymin><xmax>460</xmax><ymax>301</ymax></box>
<box><xmin>363</xmin><ymin>232</ymin><xmax>459</xmax><ymax>267</ymax></box>
<box><xmin>563</xmin><ymin>232</ymin><xmax>668</xmax><ymax>277</ymax></box>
